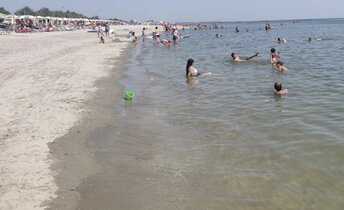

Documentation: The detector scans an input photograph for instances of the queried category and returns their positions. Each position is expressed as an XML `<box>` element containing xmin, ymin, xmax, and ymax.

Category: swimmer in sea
<box><xmin>276</xmin><ymin>61</ymin><xmax>288</xmax><ymax>72</ymax></box>
<box><xmin>270</xmin><ymin>48</ymin><xmax>280</xmax><ymax>64</ymax></box>
<box><xmin>231</xmin><ymin>52</ymin><xmax>259</xmax><ymax>62</ymax></box>
<box><xmin>161</xmin><ymin>39</ymin><xmax>171</xmax><ymax>47</ymax></box>
<box><xmin>277</xmin><ymin>37</ymin><xmax>286</xmax><ymax>43</ymax></box>
<box><xmin>186</xmin><ymin>58</ymin><xmax>212</xmax><ymax>77</ymax></box>
<box><xmin>274</xmin><ymin>82</ymin><xmax>288</xmax><ymax>95</ymax></box>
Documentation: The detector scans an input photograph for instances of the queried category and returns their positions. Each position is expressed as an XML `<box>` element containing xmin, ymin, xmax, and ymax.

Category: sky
<box><xmin>1</xmin><ymin>0</ymin><xmax>343</xmax><ymax>22</ymax></box>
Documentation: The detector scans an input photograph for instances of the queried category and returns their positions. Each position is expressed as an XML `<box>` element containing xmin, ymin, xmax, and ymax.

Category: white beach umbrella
<box><xmin>26</xmin><ymin>15</ymin><xmax>35</xmax><ymax>19</ymax></box>
<box><xmin>36</xmin><ymin>16</ymin><xmax>44</xmax><ymax>19</ymax></box>
<box><xmin>5</xmin><ymin>15</ymin><xmax>16</xmax><ymax>24</ymax></box>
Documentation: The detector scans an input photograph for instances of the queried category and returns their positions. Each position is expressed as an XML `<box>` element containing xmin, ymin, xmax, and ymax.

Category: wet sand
<box><xmin>0</xmin><ymin>25</ymin><xmax>158</xmax><ymax>209</ymax></box>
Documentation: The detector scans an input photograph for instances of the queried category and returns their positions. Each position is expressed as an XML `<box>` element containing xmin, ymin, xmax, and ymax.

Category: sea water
<box><xmin>80</xmin><ymin>19</ymin><xmax>344</xmax><ymax>209</ymax></box>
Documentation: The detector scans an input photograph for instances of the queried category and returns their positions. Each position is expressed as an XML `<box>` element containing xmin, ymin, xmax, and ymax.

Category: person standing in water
<box><xmin>172</xmin><ymin>27</ymin><xmax>179</xmax><ymax>44</ymax></box>
<box><xmin>141</xmin><ymin>27</ymin><xmax>146</xmax><ymax>41</ymax></box>
<box><xmin>186</xmin><ymin>58</ymin><xmax>212</xmax><ymax>77</ymax></box>
<box><xmin>270</xmin><ymin>48</ymin><xmax>280</xmax><ymax>64</ymax></box>
<box><xmin>274</xmin><ymin>82</ymin><xmax>288</xmax><ymax>95</ymax></box>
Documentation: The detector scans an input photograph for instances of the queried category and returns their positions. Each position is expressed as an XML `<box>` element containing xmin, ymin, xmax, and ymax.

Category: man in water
<box><xmin>231</xmin><ymin>52</ymin><xmax>259</xmax><ymax>62</ymax></box>
<box><xmin>274</xmin><ymin>82</ymin><xmax>288</xmax><ymax>95</ymax></box>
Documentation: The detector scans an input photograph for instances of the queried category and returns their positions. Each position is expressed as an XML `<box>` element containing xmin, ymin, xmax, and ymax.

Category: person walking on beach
<box><xmin>231</xmin><ymin>52</ymin><xmax>259</xmax><ymax>62</ymax></box>
<box><xmin>105</xmin><ymin>24</ymin><xmax>110</xmax><ymax>37</ymax></box>
<box><xmin>97</xmin><ymin>26</ymin><xmax>104</xmax><ymax>38</ymax></box>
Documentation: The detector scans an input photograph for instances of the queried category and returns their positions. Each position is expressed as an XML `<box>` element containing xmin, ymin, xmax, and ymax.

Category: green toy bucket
<box><xmin>124</xmin><ymin>90</ymin><xmax>134</xmax><ymax>100</ymax></box>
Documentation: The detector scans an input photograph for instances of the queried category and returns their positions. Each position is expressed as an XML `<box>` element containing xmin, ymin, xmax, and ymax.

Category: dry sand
<box><xmin>0</xmin><ymin>25</ymin><xmax>155</xmax><ymax>209</ymax></box>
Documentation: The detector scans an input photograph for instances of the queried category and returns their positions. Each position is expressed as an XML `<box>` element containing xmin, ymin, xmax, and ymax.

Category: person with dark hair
<box><xmin>141</xmin><ymin>27</ymin><xmax>146</xmax><ymax>41</ymax></box>
<box><xmin>172</xmin><ymin>27</ymin><xmax>179</xmax><ymax>43</ymax></box>
<box><xmin>231</xmin><ymin>52</ymin><xmax>259</xmax><ymax>62</ymax></box>
<box><xmin>155</xmin><ymin>33</ymin><xmax>161</xmax><ymax>43</ymax></box>
<box><xmin>153</xmin><ymin>26</ymin><xmax>159</xmax><ymax>40</ymax></box>
<box><xmin>274</xmin><ymin>82</ymin><xmax>288</xmax><ymax>95</ymax></box>
<box><xmin>131</xmin><ymin>32</ymin><xmax>138</xmax><ymax>43</ymax></box>
<box><xmin>186</xmin><ymin>58</ymin><xmax>212</xmax><ymax>77</ymax></box>
<box><xmin>270</xmin><ymin>48</ymin><xmax>280</xmax><ymax>64</ymax></box>
<box><xmin>276</xmin><ymin>61</ymin><xmax>288</xmax><ymax>72</ymax></box>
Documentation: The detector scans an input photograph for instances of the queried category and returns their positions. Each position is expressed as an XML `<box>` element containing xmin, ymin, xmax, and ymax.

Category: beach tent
<box><xmin>5</xmin><ymin>15</ymin><xmax>16</xmax><ymax>24</ymax></box>
<box><xmin>19</xmin><ymin>15</ymin><xmax>35</xmax><ymax>19</ymax></box>
<box><xmin>35</xmin><ymin>16</ymin><xmax>43</xmax><ymax>23</ymax></box>
<box><xmin>57</xmin><ymin>17</ymin><xmax>62</xmax><ymax>25</ymax></box>
<box><xmin>62</xmin><ymin>18</ymin><xmax>68</xmax><ymax>24</ymax></box>
<box><xmin>44</xmin><ymin>16</ymin><xmax>52</xmax><ymax>23</ymax></box>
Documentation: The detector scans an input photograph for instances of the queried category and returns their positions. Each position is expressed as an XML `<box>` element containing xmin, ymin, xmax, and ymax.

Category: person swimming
<box><xmin>277</xmin><ymin>37</ymin><xmax>286</xmax><ymax>43</ymax></box>
<box><xmin>276</xmin><ymin>61</ymin><xmax>288</xmax><ymax>72</ymax></box>
<box><xmin>231</xmin><ymin>52</ymin><xmax>259</xmax><ymax>62</ymax></box>
<box><xmin>274</xmin><ymin>82</ymin><xmax>288</xmax><ymax>95</ymax></box>
<box><xmin>161</xmin><ymin>39</ymin><xmax>171</xmax><ymax>47</ymax></box>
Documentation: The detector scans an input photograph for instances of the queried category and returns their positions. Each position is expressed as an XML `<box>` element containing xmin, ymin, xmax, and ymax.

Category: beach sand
<box><xmin>0</xmin><ymin>25</ymin><xmax>156</xmax><ymax>209</ymax></box>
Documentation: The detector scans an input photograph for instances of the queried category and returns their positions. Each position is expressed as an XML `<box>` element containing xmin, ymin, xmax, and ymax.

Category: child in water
<box><xmin>274</xmin><ymin>82</ymin><xmax>288</xmax><ymax>95</ymax></box>
<box><xmin>276</xmin><ymin>61</ymin><xmax>288</xmax><ymax>72</ymax></box>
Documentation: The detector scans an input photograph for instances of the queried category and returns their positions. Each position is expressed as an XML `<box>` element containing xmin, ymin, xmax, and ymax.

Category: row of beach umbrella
<box><xmin>0</xmin><ymin>13</ymin><xmax>114</xmax><ymax>24</ymax></box>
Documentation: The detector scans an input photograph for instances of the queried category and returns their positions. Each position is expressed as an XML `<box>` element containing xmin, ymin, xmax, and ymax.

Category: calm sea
<box><xmin>80</xmin><ymin>19</ymin><xmax>344</xmax><ymax>209</ymax></box>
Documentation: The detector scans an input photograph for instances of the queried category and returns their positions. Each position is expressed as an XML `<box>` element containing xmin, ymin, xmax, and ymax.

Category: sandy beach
<box><xmin>0</xmin><ymin>25</ymin><xmax>154</xmax><ymax>209</ymax></box>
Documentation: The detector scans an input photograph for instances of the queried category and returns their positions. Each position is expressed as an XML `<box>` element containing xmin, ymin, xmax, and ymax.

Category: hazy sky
<box><xmin>1</xmin><ymin>0</ymin><xmax>343</xmax><ymax>22</ymax></box>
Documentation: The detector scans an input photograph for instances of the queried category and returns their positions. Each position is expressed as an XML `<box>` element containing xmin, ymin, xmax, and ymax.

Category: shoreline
<box><xmin>0</xmin><ymin>25</ymin><xmax>155</xmax><ymax>209</ymax></box>
<box><xmin>48</xmin><ymin>46</ymin><xmax>131</xmax><ymax>209</ymax></box>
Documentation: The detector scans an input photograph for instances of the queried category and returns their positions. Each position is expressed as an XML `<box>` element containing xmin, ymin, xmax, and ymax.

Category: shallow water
<box><xmin>79</xmin><ymin>19</ymin><xmax>344</xmax><ymax>209</ymax></box>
